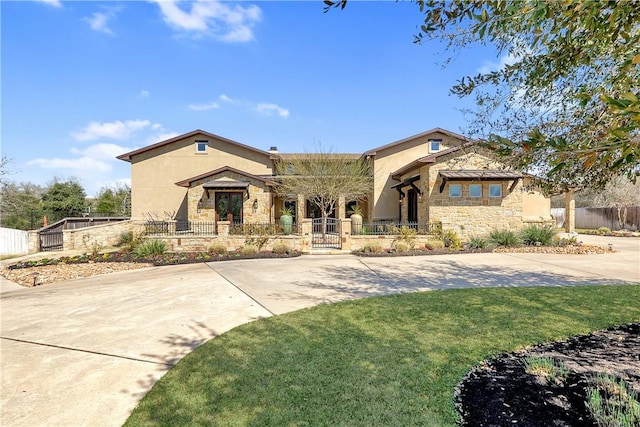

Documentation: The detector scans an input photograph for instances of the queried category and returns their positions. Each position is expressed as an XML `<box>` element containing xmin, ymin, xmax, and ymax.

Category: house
<box><xmin>117</xmin><ymin>128</ymin><xmax>551</xmax><ymax>238</ymax></box>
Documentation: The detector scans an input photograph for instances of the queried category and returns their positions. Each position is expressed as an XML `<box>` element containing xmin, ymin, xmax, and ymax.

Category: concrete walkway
<box><xmin>1</xmin><ymin>235</ymin><xmax>638</xmax><ymax>426</ymax></box>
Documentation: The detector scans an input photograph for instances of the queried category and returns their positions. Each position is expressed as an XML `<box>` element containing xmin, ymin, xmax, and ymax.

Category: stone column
<box><xmin>217</xmin><ymin>221</ymin><xmax>230</xmax><ymax>237</ymax></box>
<box><xmin>300</xmin><ymin>219</ymin><xmax>312</xmax><ymax>251</ymax></box>
<box><xmin>341</xmin><ymin>219</ymin><xmax>352</xmax><ymax>250</ymax></box>
<box><xmin>564</xmin><ymin>189</ymin><xmax>575</xmax><ymax>233</ymax></box>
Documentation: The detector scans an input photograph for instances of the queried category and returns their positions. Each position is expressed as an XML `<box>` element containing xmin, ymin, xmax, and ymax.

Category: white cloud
<box><xmin>151</xmin><ymin>0</ymin><xmax>261</xmax><ymax>42</ymax></box>
<box><xmin>83</xmin><ymin>6</ymin><xmax>122</xmax><ymax>35</ymax></box>
<box><xmin>70</xmin><ymin>143</ymin><xmax>134</xmax><ymax>160</ymax></box>
<box><xmin>27</xmin><ymin>157</ymin><xmax>112</xmax><ymax>173</ymax></box>
<box><xmin>256</xmin><ymin>103</ymin><xmax>290</xmax><ymax>119</ymax></box>
<box><xmin>138</xmin><ymin>90</ymin><xmax>150</xmax><ymax>98</ymax></box>
<box><xmin>478</xmin><ymin>52</ymin><xmax>518</xmax><ymax>74</ymax></box>
<box><xmin>36</xmin><ymin>0</ymin><xmax>62</xmax><ymax>7</ymax></box>
<box><xmin>219</xmin><ymin>94</ymin><xmax>237</xmax><ymax>104</ymax></box>
<box><xmin>72</xmin><ymin>119</ymin><xmax>151</xmax><ymax>141</ymax></box>
<box><xmin>188</xmin><ymin>101</ymin><xmax>220</xmax><ymax>111</ymax></box>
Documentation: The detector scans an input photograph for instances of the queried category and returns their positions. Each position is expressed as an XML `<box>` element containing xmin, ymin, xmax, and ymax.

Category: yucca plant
<box><xmin>489</xmin><ymin>229</ymin><xmax>521</xmax><ymax>247</ymax></box>
<box><xmin>133</xmin><ymin>239</ymin><xmax>168</xmax><ymax>257</ymax></box>
<box><xmin>520</xmin><ymin>224</ymin><xmax>555</xmax><ymax>246</ymax></box>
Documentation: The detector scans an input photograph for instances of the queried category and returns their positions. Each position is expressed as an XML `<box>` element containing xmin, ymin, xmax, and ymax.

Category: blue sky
<box><xmin>2</xmin><ymin>0</ymin><xmax>502</xmax><ymax>196</ymax></box>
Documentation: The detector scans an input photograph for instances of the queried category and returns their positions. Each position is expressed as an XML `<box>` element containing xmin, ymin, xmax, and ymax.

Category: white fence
<box><xmin>551</xmin><ymin>207</ymin><xmax>640</xmax><ymax>231</ymax></box>
<box><xmin>0</xmin><ymin>227</ymin><xmax>29</xmax><ymax>255</ymax></box>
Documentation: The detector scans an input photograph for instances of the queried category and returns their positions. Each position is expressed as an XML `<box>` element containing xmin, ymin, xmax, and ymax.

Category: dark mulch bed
<box><xmin>455</xmin><ymin>323</ymin><xmax>640</xmax><ymax>426</ymax></box>
<box><xmin>353</xmin><ymin>248</ymin><xmax>492</xmax><ymax>257</ymax></box>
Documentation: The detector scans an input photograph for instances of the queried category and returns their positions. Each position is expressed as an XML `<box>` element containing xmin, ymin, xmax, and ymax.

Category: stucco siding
<box><xmin>129</xmin><ymin>133</ymin><xmax>273</xmax><ymax>219</ymax></box>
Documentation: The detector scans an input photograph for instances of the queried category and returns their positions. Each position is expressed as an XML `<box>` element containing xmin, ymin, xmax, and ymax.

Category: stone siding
<box><xmin>63</xmin><ymin>220</ymin><xmax>145</xmax><ymax>251</ymax></box>
<box><xmin>186</xmin><ymin>170</ymin><xmax>273</xmax><ymax>223</ymax></box>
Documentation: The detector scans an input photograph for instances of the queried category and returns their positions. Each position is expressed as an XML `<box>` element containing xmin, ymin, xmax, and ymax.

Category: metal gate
<box><xmin>39</xmin><ymin>229</ymin><xmax>63</xmax><ymax>252</ymax></box>
<box><xmin>312</xmin><ymin>217</ymin><xmax>341</xmax><ymax>249</ymax></box>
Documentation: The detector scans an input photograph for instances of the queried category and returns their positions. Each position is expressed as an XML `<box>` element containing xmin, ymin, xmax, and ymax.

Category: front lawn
<box><xmin>125</xmin><ymin>285</ymin><xmax>640</xmax><ymax>427</ymax></box>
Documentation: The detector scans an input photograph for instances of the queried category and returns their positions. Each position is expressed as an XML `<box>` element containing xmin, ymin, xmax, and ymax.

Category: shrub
<box><xmin>598</xmin><ymin>227</ymin><xmax>611</xmax><ymax>235</ymax></box>
<box><xmin>240</xmin><ymin>245</ymin><xmax>259</xmax><ymax>256</ymax></box>
<box><xmin>524</xmin><ymin>356</ymin><xmax>569</xmax><ymax>386</ymax></box>
<box><xmin>489</xmin><ymin>229</ymin><xmax>521</xmax><ymax>247</ymax></box>
<box><xmin>394</xmin><ymin>241</ymin><xmax>411</xmax><ymax>253</ymax></box>
<box><xmin>424</xmin><ymin>240</ymin><xmax>445</xmax><ymax>250</ymax></box>
<box><xmin>272</xmin><ymin>242</ymin><xmax>291</xmax><ymax>255</ymax></box>
<box><xmin>467</xmin><ymin>235</ymin><xmax>490</xmax><ymax>249</ymax></box>
<box><xmin>245</xmin><ymin>235</ymin><xmax>270</xmax><ymax>250</ymax></box>
<box><xmin>209</xmin><ymin>243</ymin><xmax>228</xmax><ymax>255</ymax></box>
<box><xmin>362</xmin><ymin>242</ymin><xmax>383</xmax><ymax>253</ymax></box>
<box><xmin>442</xmin><ymin>229</ymin><xmax>462</xmax><ymax>249</ymax></box>
<box><xmin>394</xmin><ymin>226</ymin><xmax>417</xmax><ymax>248</ymax></box>
<box><xmin>118</xmin><ymin>230</ymin><xmax>144</xmax><ymax>252</ymax></box>
<box><xmin>520</xmin><ymin>224</ymin><xmax>555</xmax><ymax>246</ymax></box>
<box><xmin>586</xmin><ymin>374</ymin><xmax>640</xmax><ymax>427</ymax></box>
<box><xmin>133</xmin><ymin>239</ymin><xmax>168</xmax><ymax>257</ymax></box>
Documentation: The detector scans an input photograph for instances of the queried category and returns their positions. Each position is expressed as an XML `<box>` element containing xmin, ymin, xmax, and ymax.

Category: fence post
<box><xmin>167</xmin><ymin>220</ymin><xmax>177</xmax><ymax>235</ymax></box>
<box><xmin>217</xmin><ymin>221</ymin><xmax>230</xmax><ymax>237</ymax></box>
<box><xmin>341</xmin><ymin>219</ymin><xmax>352</xmax><ymax>251</ymax></box>
<box><xmin>300</xmin><ymin>219</ymin><xmax>312</xmax><ymax>251</ymax></box>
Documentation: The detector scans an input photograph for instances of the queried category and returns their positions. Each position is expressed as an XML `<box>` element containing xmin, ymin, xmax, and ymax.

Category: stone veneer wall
<box><xmin>63</xmin><ymin>220</ymin><xmax>145</xmax><ymax>251</ymax></box>
<box><xmin>403</xmin><ymin>152</ymin><xmax>528</xmax><ymax>239</ymax></box>
<box><xmin>186</xmin><ymin>171</ymin><xmax>272</xmax><ymax>223</ymax></box>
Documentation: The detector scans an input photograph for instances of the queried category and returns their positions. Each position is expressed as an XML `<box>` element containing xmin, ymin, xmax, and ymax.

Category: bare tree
<box><xmin>274</xmin><ymin>149</ymin><xmax>373</xmax><ymax>239</ymax></box>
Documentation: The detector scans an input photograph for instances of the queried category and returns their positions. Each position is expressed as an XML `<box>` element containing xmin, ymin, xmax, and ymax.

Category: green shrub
<box><xmin>362</xmin><ymin>242</ymin><xmax>383</xmax><ymax>253</ymax></box>
<box><xmin>598</xmin><ymin>227</ymin><xmax>611</xmax><ymax>235</ymax></box>
<box><xmin>394</xmin><ymin>241</ymin><xmax>411</xmax><ymax>253</ymax></box>
<box><xmin>272</xmin><ymin>242</ymin><xmax>291</xmax><ymax>255</ymax></box>
<box><xmin>118</xmin><ymin>230</ymin><xmax>144</xmax><ymax>252</ymax></box>
<box><xmin>133</xmin><ymin>239</ymin><xmax>168</xmax><ymax>257</ymax></box>
<box><xmin>424</xmin><ymin>240</ymin><xmax>445</xmax><ymax>250</ymax></box>
<box><xmin>442</xmin><ymin>229</ymin><xmax>462</xmax><ymax>249</ymax></box>
<box><xmin>209</xmin><ymin>242</ymin><xmax>228</xmax><ymax>255</ymax></box>
<box><xmin>520</xmin><ymin>224</ymin><xmax>555</xmax><ymax>246</ymax></box>
<box><xmin>489</xmin><ymin>229</ymin><xmax>521</xmax><ymax>247</ymax></box>
<box><xmin>394</xmin><ymin>226</ymin><xmax>417</xmax><ymax>248</ymax></box>
<box><xmin>245</xmin><ymin>235</ymin><xmax>270</xmax><ymax>250</ymax></box>
<box><xmin>467</xmin><ymin>235</ymin><xmax>490</xmax><ymax>249</ymax></box>
<box><xmin>240</xmin><ymin>245</ymin><xmax>259</xmax><ymax>256</ymax></box>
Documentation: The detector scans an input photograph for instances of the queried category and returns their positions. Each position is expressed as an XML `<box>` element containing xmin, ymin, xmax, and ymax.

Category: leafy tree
<box><xmin>325</xmin><ymin>0</ymin><xmax>640</xmax><ymax>190</ymax></box>
<box><xmin>0</xmin><ymin>181</ymin><xmax>45</xmax><ymax>230</ymax></box>
<box><xmin>41</xmin><ymin>179</ymin><xmax>87</xmax><ymax>222</ymax></box>
<box><xmin>274</xmin><ymin>149</ymin><xmax>372</xmax><ymax>237</ymax></box>
<box><xmin>94</xmin><ymin>184</ymin><xmax>131</xmax><ymax>216</ymax></box>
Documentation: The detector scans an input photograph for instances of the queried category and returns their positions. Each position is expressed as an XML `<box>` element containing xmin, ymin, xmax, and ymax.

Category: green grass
<box><xmin>125</xmin><ymin>285</ymin><xmax>640</xmax><ymax>427</ymax></box>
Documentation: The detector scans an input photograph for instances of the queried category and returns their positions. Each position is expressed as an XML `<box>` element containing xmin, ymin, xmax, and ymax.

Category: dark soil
<box><xmin>455</xmin><ymin>323</ymin><xmax>640</xmax><ymax>426</ymax></box>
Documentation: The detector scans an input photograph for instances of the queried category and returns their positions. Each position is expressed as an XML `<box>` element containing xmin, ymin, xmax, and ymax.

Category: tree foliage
<box><xmin>274</xmin><ymin>150</ymin><xmax>373</xmax><ymax>220</ymax></box>
<box><xmin>325</xmin><ymin>0</ymin><xmax>640</xmax><ymax>190</ymax></box>
<box><xmin>41</xmin><ymin>179</ymin><xmax>87</xmax><ymax>222</ymax></box>
<box><xmin>94</xmin><ymin>184</ymin><xmax>131</xmax><ymax>216</ymax></box>
<box><xmin>0</xmin><ymin>182</ymin><xmax>45</xmax><ymax>230</ymax></box>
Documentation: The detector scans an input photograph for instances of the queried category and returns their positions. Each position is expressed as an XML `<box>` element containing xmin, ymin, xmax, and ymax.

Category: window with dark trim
<box><xmin>195</xmin><ymin>140</ymin><xmax>208</xmax><ymax>153</ymax></box>
<box><xmin>489</xmin><ymin>184</ymin><xmax>502</xmax><ymax>198</ymax></box>
<box><xmin>429</xmin><ymin>139</ymin><xmax>441</xmax><ymax>152</ymax></box>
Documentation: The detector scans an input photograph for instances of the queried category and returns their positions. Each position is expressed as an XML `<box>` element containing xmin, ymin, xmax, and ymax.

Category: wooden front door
<box><xmin>215</xmin><ymin>192</ymin><xmax>243</xmax><ymax>223</ymax></box>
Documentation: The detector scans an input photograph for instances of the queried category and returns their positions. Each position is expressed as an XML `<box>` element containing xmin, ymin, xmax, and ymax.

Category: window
<box><xmin>449</xmin><ymin>184</ymin><xmax>461</xmax><ymax>197</ymax></box>
<box><xmin>469</xmin><ymin>184</ymin><xmax>482</xmax><ymax>198</ymax></box>
<box><xmin>429</xmin><ymin>139</ymin><xmax>441</xmax><ymax>152</ymax></box>
<box><xmin>489</xmin><ymin>184</ymin><xmax>502</xmax><ymax>198</ymax></box>
<box><xmin>195</xmin><ymin>140</ymin><xmax>208</xmax><ymax>153</ymax></box>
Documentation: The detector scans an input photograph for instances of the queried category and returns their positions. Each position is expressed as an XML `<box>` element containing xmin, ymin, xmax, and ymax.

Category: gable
<box><xmin>364</xmin><ymin>128</ymin><xmax>471</xmax><ymax>158</ymax></box>
<box><xmin>175</xmin><ymin>166</ymin><xmax>274</xmax><ymax>188</ymax></box>
<box><xmin>117</xmin><ymin>129</ymin><xmax>274</xmax><ymax>163</ymax></box>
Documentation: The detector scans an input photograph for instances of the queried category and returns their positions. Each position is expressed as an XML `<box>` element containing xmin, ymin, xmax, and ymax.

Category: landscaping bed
<box><xmin>1</xmin><ymin>250</ymin><xmax>301</xmax><ymax>287</ymax></box>
<box><xmin>456</xmin><ymin>323</ymin><xmax>640</xmax><ymax>426</ymax></box>
<box><xmin>354</xmin><ymin>244</ymin><xmax>611</xmax><ymax>257</ymax></box>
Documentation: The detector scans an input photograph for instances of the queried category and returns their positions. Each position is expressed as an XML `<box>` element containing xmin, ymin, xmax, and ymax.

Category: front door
<box><xmin>215</xmin><ymin>192</ymin><xmax>243</xmax><ymax>223</ymax></box>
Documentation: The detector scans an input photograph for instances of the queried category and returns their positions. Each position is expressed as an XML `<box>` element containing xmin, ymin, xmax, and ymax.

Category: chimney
<box><xmin>268</xmin><ymin>146</ymin><xmax>279</xmax><ymax>154</ymax></box>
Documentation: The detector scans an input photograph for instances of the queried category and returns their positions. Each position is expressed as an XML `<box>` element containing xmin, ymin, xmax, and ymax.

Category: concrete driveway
<box><xmin>1</xmin><ymin>235</ymin><xmax>638</xmax><ymax>426</ymax></box>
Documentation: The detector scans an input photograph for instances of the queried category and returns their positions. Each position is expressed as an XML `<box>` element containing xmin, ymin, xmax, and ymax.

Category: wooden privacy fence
<box><xmin>552</xmin><ymin>207</ymin><xmax>640</xmax><ymax>230</ymax></box>
<box><xmin>0</xmin><ymin>227</ymin><xmax>29</xmax><ymax>255</ymax></box>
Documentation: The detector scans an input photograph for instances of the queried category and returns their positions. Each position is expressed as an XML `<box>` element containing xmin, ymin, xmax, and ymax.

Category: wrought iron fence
<box><xmin>356</xmin><ymin>221</ymin><xmax>442</xmax><ymax>236</ymax></box>
<box><xmin>144</xmin><ymin>221</ymin><xmax>298</xmax><ymax>236</ymax></box>
<box><xmin>229</xmin><ymin>222</ymin><xmax>298</xmax><ymax>236</ymax></box>
<box><xmin>144</xmin><ymin>221</ymin><xmax>218</xmax><ymax>236</ymax></box>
